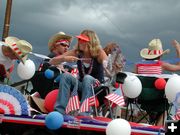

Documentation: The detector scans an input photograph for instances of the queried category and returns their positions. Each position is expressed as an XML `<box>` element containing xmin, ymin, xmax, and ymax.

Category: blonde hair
<box><xmin>74</xmin><ymin>29</ymin><xmax>102</xmax><ymax>57</ymax></box>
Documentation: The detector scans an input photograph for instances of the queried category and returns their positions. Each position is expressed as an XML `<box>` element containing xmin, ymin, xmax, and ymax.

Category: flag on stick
<box><xmin>105</xmin><ymin>88</ymin><xmax>125</xmax><ymax>107</ymax></box>
<box><xmin>65</xmin><ymin>89</ymin><xmax>80</xmax><ymax>114</ymax></box>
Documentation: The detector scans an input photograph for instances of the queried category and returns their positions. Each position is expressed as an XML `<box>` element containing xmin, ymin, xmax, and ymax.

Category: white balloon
<box><xmin>165</xmin><ymin>75</ymin><xmax>180</xmax><ymax>102</ymax></box>
<box><xmin>122</xmin><ymin>75</ymin><xmax>142</xmax><ymax>98</ymax></box>
<box><xmin>106</xmin><ymin>118</ymin><xmax>131</xmax><ymax>135</ymax></box>
<box><xmin>17</xmin><ymin>59</ymin><xmax>36</xmax><ymax>80</ymax></box>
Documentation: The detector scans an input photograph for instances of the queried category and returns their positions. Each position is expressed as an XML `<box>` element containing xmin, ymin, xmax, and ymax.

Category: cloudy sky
<box><xmin>1</xmin><ymin>0</ymin><xmax>180</xmax><ymax>70</ymax></box>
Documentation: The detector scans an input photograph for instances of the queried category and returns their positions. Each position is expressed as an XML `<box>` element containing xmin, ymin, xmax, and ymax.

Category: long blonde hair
<box><xmin>74</xmin><ymin>29</ymin><xmax>102</xmax><ymax>57</ymax></box>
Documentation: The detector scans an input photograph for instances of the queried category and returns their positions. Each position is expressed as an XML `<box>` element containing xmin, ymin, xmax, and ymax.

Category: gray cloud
<box><xmin>1</xmin><ymin>0</ymin><xmax>180</xmax><ymax>63</ymax></box>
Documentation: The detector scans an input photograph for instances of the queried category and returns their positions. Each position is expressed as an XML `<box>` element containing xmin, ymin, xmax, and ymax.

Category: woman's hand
<box><xmin>49</xmin><ymin>55</ymin><xmax>79</xmax><ymax>65</ymax></box>
<box><xmin>64</xmin><ymin>56</ymin><xmax>79</xmax><ymax>63</ymax></box>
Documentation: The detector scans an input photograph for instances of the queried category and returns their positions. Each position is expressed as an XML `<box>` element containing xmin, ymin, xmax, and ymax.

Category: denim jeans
<box><xmin>54</xmin><ymin>73</ymin><xmax>96</xmax><ymax>115</ymax></box>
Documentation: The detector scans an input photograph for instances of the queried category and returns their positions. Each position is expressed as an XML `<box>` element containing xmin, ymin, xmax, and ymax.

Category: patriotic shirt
<box><xmin>136</xmin><ymin>60</ymin><xmax>162</xmax><ymax>75</ymax></box>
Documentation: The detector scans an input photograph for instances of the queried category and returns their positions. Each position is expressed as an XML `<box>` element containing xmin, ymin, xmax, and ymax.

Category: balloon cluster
<box><xmin>17</xmin><ymin>59</ymin><xmax>36</xmax><ymax>80</ymax></box>
<box><xmin>121</xmin><ymin>73</ymin><xmax>180</xmax><ymax>105</ymax></box>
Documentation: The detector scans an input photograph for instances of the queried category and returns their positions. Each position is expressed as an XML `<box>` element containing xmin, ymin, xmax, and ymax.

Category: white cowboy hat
<box><xmin>140</xmin><ymin>38</ymin><xmax>170</xmax><ymax>59</ymax></box>
<box><xmin>48</xmin><ymin>31</ymin><xmax>73</xmax><ymax>51</ymax></box>
<box><xmin>5</xmin><ymin>36</ymin><xmax>33</xmax><ymax>64</ymax></box>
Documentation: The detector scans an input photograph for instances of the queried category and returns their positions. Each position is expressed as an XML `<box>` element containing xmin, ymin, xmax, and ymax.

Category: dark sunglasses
<box><xmin>59</xmin><ymin>43</ymin><xmax>70</xmax><ymax>48</ymax></box>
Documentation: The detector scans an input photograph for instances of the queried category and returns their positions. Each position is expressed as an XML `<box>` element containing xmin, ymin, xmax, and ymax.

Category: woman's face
<box><xmin>78</xmin><ymin>39</ymin><xmax>89</xmax><ymax>52</ymax></box>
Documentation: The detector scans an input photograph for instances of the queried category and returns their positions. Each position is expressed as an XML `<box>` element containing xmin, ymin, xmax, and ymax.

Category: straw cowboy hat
<box><xmin>140</xmin><ymin>39</ymin><xmax>170</xmax><ymax>59</ymax></box>
<box><xmin>5</xmin><ymin>36</ymin><xmax>32</xmax><ymax>64</ymax></box>
<box><xmin>48</xmin><ymin>32</ymin><xmax>73</xmax><ymax>51</ymax></box>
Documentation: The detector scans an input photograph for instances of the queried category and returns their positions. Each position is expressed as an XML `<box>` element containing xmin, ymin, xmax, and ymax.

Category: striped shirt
<box><xmin>136</xmin><ymin>60</ymin><xmax>162</xmax><ymax>75</ymax></box>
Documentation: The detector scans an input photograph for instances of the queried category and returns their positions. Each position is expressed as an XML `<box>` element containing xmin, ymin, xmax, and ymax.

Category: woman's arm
<box><xmin>162</xmin><ymin>62</ymin><xmax>180</xmax><ymax>72</ymax></box>
<box><xmin>97</xmin><ymin>49</ymin><xmax>108</xmax><ymax>64</ymax></box>
<box><xmin>49</xmin><ymin>49</ymin><xmax>79</xmax><ymax>65</ymax></box>
<box><xmin>162</xmin><ymin>40</ymin><xmax>180</xmax><ymax>72</ymax></box>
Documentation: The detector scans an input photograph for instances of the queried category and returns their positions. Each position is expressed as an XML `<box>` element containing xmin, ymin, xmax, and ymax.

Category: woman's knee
<box><xmin>61</xmin><ymin>73</ymin><xmax>73</xmax><ymax>80</ymax></box>
<box><xmin>83</xmin><ymin>75</ymin><xmax>94</xmax><ymax>80</ymax></box>
<box><xmin>82</xmin><ymin>75</ymin><xmax>95</xmax><ymax>83</ymax></box>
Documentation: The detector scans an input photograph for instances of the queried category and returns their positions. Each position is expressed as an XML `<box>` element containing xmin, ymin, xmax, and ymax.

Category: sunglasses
<box><xmin>59</xmin><ymin>43</ymin><xmax>70</xmax><ymax>48</ymax></box>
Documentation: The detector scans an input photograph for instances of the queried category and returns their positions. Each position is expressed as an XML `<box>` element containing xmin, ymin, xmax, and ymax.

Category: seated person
<box><xmin>50</xmin><ymin>29</ymin><xmax>107</xmax><ymax>115</ymax></box>
<box><xmin>30</xmin><ymin>32</ymin><xmax>73</xmax><ymax>98</ymax></box>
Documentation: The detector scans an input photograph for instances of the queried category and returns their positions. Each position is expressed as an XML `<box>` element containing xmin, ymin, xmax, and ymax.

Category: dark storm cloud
<box><xmin>1</xmin><ymin>0</ymin><xmax>180</xmax><ymax>62</ymax></box>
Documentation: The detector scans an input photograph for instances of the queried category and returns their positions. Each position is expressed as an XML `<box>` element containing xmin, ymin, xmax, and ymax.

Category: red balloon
<box><xmin>44</xmin><ymin>89</ymin><xmax>59</xmax><ymax>112</ymax></box>
<box><xmin>154</xmin><ymin>78</ymin><xmax>166</xmax><ymax>90</ymax></box>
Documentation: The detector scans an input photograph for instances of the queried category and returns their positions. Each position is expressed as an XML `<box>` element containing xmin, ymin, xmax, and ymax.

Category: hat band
<box><xmin>148</xmin><ymin>50</ymin><xmax>163</xmax><ymax>55</ymax></box>
<box><xmin>11</xmin><ymin>44</ymin><xmax>24</xmax><ymax>58</ymax></box>
<box><xmin>55</xmin><ymin>39</ymin><xmax>69</xmax><ymax>46</ymax></box>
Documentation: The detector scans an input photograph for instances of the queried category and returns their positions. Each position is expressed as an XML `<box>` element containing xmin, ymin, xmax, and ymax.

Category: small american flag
<box><xmin>65</xmin><ymin>89</ymin><xmax>80</xmax><ymax>114</ymax></box>
<box><xmin>105</xmin><ymin>88</ymin><xmax>125</xmax><ymax>107</ymax></box>
<box><xmin>172</xmin><ymin>108</ymin><xmax>180</xmax><ymax>120</ymax></box>
<box><xmin>93</xmin><ymin>79</ymin><xmax>101</xmax><ymax>88</ymax></box>
<box><xmin>79</xmin><ymin>82</ymin><xmax>99</xmax><ymax>113</ymax></box>
<box><xmin>79</xmin><ymin>95</ymin><xmax>96</xmax><ymax>113</ymax></box>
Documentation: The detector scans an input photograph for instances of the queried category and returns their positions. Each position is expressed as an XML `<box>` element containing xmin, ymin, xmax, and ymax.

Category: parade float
<box><xmin>1</xmin><ymin>59</ymin><xmax>178</xmax><ymax>135</ymax></box>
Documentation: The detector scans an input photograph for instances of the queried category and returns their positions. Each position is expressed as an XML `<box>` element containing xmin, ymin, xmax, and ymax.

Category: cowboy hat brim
<box><xmin>5</xmin><ymin>37</ymin><xmax>25</xmax><ymax>63</ymax></box>
<box><xmin>48</xmin><ymin>34</ymin><xmax>73</xmax><ymax>50</ymax></box>
<box><xmin>140</xmin><ymin>48</ymin><xmax>170</xmax><ymax>59</ymax></box>
<box><xmin>5</xmin><ymin>37</ymin><xmax>32</xmax><ymax>64</ymax></box>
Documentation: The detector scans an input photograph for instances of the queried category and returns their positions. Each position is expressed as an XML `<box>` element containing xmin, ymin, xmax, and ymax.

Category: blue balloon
<box><xmin>45</xmin><ymin>111</ymin><xmax>64</xmax><ymax>130</ymax></box>
<box><xmin>44</xmin><ymin>69</ymin><xmax>54</xmax><ymax>79</ymax></box>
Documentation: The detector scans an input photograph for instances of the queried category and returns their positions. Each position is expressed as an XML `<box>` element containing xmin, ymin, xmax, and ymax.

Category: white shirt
<box><xmin>0</xmin><ymin>41</ymin><xmax>14</xmax><ymax>70</ymax></box>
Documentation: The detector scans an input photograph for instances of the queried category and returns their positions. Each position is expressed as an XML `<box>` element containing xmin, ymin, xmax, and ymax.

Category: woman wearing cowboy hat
<box><xmin>0</xmin><ymin>36</ymin><xmax>32</xmax><ymax>81</ymax></box>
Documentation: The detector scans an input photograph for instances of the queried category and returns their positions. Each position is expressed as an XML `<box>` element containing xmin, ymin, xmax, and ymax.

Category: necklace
<box><xmin>80</xmin><ymin>58</ymin><xmax>94</xmax><ymax>76</ymax></box>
